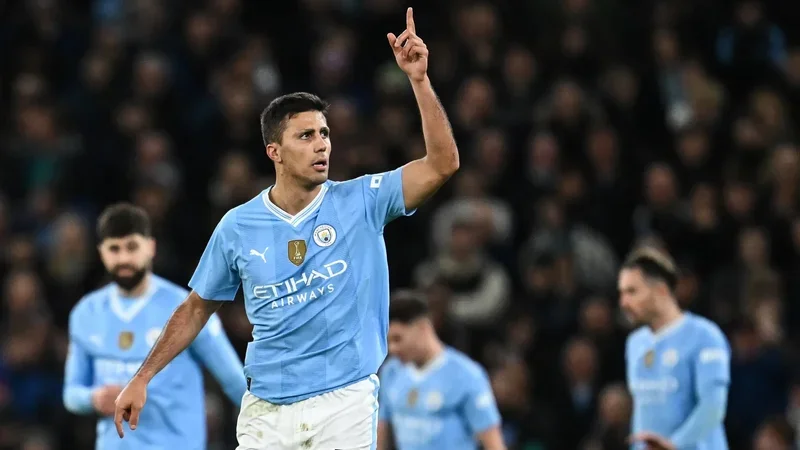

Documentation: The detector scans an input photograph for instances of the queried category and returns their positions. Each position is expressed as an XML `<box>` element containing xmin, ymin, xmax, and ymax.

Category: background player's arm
<box><xmin>462</xmin><ymin>371</ymin><xmax>505</xmax><ymax>450</ymax></box>
<box><xmin>62</xmin><ymin>340</ymin><xmax>95</xmax><ymax>414</ymax></box>
<box><xmin>376</xmin><ymin>421</ymin><xmax>392</xmax><ymax>450</ymax></box>
<box><xmin>477</xmin><ymin>427</ymin><xmax>506</xmax><ymax>450</ymax></box>
<box><xmin>189</xmin><ymin>313</ymin><xmax>247</xmax><ymax>404</ymax></box>
<box><xmin>667</xmin><ymin>327</ymin><xmax>731</xmax><ymax>447</ymax></box>
<box><xmin>133</xmin><ymin>292</ymin><xmax>225</xmax><ymax>383</ymax></box>
<box><xmin>389</xmin><ymin>8</ymin><xmax>459</xmax><ymax>211</ymax></box>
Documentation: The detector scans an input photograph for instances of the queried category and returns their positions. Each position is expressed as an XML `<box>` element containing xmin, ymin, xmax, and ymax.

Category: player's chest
<box><xmin>388</xmin><ymin>378</ymin><xmax>457</xmax><ymax>416</ymax></box>
<box><xmin>83</xmin><ymin>310</ymin><xmax>171</xmax><ymax>360</ymax></box>
<box><xmin>629</xmin><ymin>342</ymin><xmax>693</xmax><ymax>396</ymax></box>
<box><xmin>238</xmin><ymin>215</ymin><xmax>351</xmax><ymax>285</ymax></box>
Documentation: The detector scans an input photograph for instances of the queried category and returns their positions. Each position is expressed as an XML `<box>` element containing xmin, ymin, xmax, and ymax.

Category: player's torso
<box><xmin>628</xmin><ymin>332</ymin><xmax>697</xmax><ymax>435</ymax></box>
<box><xmin>236</xmin><ymin>186</ymin><xmax>389</xmax><ymax>349</ymax></box>
<box><xmin>80</xmin><ymin>298</ymin><xmax>195</xmax><ymax>387</ymax></box>
<box><xmin>77</xmin><ymin>291</ymin><xmax>206</xmax><ymax>449</ymax></box>
<box><xmin>385</xmin><ymin>364</ymin><xmax>476</xmax><ymax>450</ymax></box>
<box><xmin>235</xmin><ymin>185</ymin><xmax>392</xmax><ymax>401</ymax></box>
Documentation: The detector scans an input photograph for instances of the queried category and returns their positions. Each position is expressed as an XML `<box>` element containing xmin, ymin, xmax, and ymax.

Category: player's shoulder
<box><xmin>151</xmin><ymin>275</ymin><xmax>189</xmax><ymax>305</ymax></box>
<box><xmin>684</xmin><ymin>313</ymin><xmax>728</xmax><ymax>345</ymax></box>
<box><xmin>220</xmin><ymin>194</ymin><xmax>264</xmax><ymax>225</ymax></box>
<box><xmin>444</xmin><ymin>347</ymin><xmax>490</xmax><ymax>380</ymax></box>
<box><xmin>69</xmin><ymin>284</ymin><xmax>114</xmax><ymax>327</ymax></box>
<box><xmin>625</xmin><ymin>326</ymin><xmax>651</xmax><ymax>349</ymax></box>
<box><xmin>328</xmin><ymin>168</ymin><xmax>401</xmax><ymax>193</ymax></box>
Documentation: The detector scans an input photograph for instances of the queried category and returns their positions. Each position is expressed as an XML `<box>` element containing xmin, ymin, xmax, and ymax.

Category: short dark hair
<box><xmin>622</xmin><ymin>247</ymin><xmax>678</xmax><ymax>291</ymax></box>
<box><xmin>260</xmin><ymin>92</ymin><xmax>329</xmax><ymax>146</ymax></box>
<box><xmin>389</xmin><ymin>290</ymin><xmax>429</xmax><ymax>324</ymax></box>
<box><xmin>97</xmin><ymin>203</ymin><xmax>151</xmax><ymax>241</ymax></box>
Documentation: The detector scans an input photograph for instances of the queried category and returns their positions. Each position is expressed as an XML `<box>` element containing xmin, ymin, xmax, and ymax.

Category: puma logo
<box><xmin>249</xmin><ymin>247</ymin><xmax>269</xmax><ymax>263</ymax></box>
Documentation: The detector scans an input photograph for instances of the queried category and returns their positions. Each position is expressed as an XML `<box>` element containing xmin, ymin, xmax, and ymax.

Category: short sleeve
<box><xmin>694</xmin><ymin>324</ymin><xmax>731</xmax><ymax>394</ymax></box>
<box><xmin>461</xmin><ymin>369</ymin><xmax>501</xmax><ymax>436</ymax></box>
<box><xmin>362</xmin><ymin>166</ymin><xmax>416</xmax><ymax>230</ymax></box>
<box><xmin>189</xmin><ymin>210</ymin><xmax>242</xmax><ymax>301</ymax></box>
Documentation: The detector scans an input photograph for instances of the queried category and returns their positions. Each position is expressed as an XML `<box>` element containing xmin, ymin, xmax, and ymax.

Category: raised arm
<box><xmin>387</xmin><ymin>8</ymin><xmax>459</xmax><ymax>211</ymax></box>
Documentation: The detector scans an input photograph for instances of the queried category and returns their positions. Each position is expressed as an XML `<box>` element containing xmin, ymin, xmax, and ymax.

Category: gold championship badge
<box><xmin>288</xmin><ymin>240</ymin><xmax>307</xmax><ymax>266</ymax></box>
<box><xmin>407</xmin><ymin>389</ymin><xmax>419</xmax><ymax>407</ymax></box>
<box><xmin>644</xmin><ymin>350</ymin><xmax>655</xmax><ymax>368</ymax></box>
<box><xmin>119</xmin><ymin>331</ymin><xmax>134</xmax><ymax>350</ymax></box>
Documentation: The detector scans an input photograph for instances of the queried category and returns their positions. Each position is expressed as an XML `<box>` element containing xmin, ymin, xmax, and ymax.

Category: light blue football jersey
<box><xmin>378</xmin><ymin>347</ymin><xmax>501</xmax><ymax>450</ymax></box>
<box><xmin>63</xmin><ymin>275</ymin><xmax>246</xmax><ymax>450</ymax></box>
<box><xmin>189</xmin><ymin>167</ymin><xmax>415</xmax><ymax>404</ymax></box>
<box><xmin>626</xmin><ymin>313</ymin><xmax>730</xmax><ymax>450</ymax></box>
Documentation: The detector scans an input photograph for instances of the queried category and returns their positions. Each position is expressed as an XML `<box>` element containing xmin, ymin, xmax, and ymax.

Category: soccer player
<box><xmin>63</xmin><ymin>203</ymin><xmax>246</xmax><ymax>449</ymax></box>
<box><xmin>113</xmin><ymin>8</ymin><xmax>460</xmax><ymax>450</ymax></box>
<box><xmin>377</xmin><ymin>291</ymin><xmax>505</xmax><ymax>450</ymax></box>
<box><xmin>619</xmin><ymin>248</ymin><xmax>730</xmax><ymax>450</ymax></box>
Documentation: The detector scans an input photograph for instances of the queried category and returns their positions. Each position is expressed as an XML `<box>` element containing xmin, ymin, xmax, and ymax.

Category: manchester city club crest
<box><xmin>288</xmin><ymin>240</ymin><xmax>307</xmax><ymax>266</ymax></box>
<box><xmin>118</xmin><ymin>331</ymin><xmax>134</xmax><ymax>350</ymax></box>
<box><xmin>313</xmin><ymin>224</ymin><xmax>337</xmax><ymax>247</ymax></box>
<box><xmin>644</xmin><ymin>349</ymin><xmax>655</xmax><ymax>368</ymax></box>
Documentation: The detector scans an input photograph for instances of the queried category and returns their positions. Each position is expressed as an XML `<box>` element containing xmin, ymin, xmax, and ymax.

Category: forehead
<box><xmin>100</xmin><ymin>234</ymin><xmax>149</xmax><ymax>248</ymax></box>
<box><xmin>618</xmin><ymin>268</ymin><xmax>646</xmax><ymax>287</ymax></box>
<box><xmin>284</xmin><ymin>111</ymin><xmax>327</xmax><ymax>132</ymax></box>
<box><xmin>388</xmin><ymin>321</ymin><xmax>412</xmax><ymax>334</ymax></box>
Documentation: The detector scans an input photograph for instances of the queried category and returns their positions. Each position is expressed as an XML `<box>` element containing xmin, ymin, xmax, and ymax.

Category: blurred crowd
<box><xmin>2</xmin><ymin>0</ymin><xmax>800</xmax><ymax>449</ymax></box>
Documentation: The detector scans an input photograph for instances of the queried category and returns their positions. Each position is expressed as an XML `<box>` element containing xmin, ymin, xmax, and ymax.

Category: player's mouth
<box><xmin>312</xmin><ymin>159</ymin><xmax>328</xmax><ymax>172</ymax></box>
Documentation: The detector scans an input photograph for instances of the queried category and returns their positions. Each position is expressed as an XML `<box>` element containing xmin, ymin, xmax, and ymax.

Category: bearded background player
<box><xmin>63</xmin><ymin>203</ymin><xmax>245</xmax><ymax>450</ymax></box>
<box><xmin>113</xmin><ymin>7</ymin><xmax>460</xmax><ymax>450</ymax></box>
<box><xmin>619</xmin><ymin>248</ymin><xmax>730</xmax><ymax>450</ymax></box>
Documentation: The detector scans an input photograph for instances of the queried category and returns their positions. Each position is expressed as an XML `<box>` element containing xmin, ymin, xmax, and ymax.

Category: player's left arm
<box><xmin>461</xmin><ymin>369</ymin><xmax>506</xmax><ymax>450</ymax></box>
<box><xmin>388</xmin><ymin>8</ymin><xmax>459</xmax><ymax>212</ymax></box>
<box><xmin>189</xmin><ymin>313</ymin><xmax>247</xmax><ymax>404</ymax></box>
<box><xmin>668</xmin><ymin>325</ymin><xmax>731</xmax><ymax>448</ymax></box>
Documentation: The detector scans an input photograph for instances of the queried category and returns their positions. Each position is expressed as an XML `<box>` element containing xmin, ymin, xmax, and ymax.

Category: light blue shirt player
<box><xmin>64</xmin><ymin>275</ymin><xmax>246</xmax><ymax>450</ymax></box>
<box><xmin>626</xmin><ymin>313</ymin><xmax>731</xmax><ymax>450</ymax></box>
<box><xmin>378</xmin><ymin>348</ymin><xmax>501</xmax><ymax>450</ymax></box>
<box><xmin>189</xmin><ymin>167</ymin><xmax>414</xmax><ymax>404</ymax></box>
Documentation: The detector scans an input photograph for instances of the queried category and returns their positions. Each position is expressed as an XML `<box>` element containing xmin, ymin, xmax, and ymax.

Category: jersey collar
<box><xmin>109</xmin><ymin>279</ymin><xmax>157</xmax><ymax>323</ymax></box>
<box><xmin>261</xmin><ymin>184</ymin><xmax>328</xmax><ymax>228</ymax></box>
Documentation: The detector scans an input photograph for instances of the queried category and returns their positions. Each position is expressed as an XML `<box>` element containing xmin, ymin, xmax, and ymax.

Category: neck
<box><xmin>119</xmin><ymin>273</ymin><xmax>151</xmax><ymax>298</ymax></box>
<box><xmin>416</xmin><ymin>336</ymin><xmax>445</xmax><ymax>368</ymax></box>
<box><xmin>650</xmin><ymin>300</ymin><xmax>683</xmax><ymax>333</ymax></box>
<box><xmin>270</xmin><ymin>178</ymin><xmax>322</xmax><ymax>216</ymax></box>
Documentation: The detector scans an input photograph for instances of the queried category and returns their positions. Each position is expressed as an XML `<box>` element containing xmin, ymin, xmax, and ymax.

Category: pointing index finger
<box><xmin>406</xmin><ymin>7</ymin><xmax>415</xmax><ymax>34</ymax></box>
<box><xmin>114</xmin><ymin>407</ymin><xmax>125</xmax><ymax>438</ymax></box>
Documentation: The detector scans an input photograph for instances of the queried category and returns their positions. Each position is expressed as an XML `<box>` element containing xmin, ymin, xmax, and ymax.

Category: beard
<box><xmin>111</xmin><ymin>265</ymin><xmax>148</xmax><ymax>291</ymax></box>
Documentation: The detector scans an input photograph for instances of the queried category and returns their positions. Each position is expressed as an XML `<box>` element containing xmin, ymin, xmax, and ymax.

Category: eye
<box><xmin>320</xmin><ymin>129</ymin><xmax>330</xmax><ymax>138</ymax></box>
<box><xmin>300</xmin><ymin>131</ymin><xmax>312</xmax><ymax>139</ymax></box>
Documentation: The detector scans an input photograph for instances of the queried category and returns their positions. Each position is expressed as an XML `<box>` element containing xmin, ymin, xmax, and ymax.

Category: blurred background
<box><xmin>1</xmin><ymin>0</ymin><xmax>800</xmax><ymax>449</ymax></box>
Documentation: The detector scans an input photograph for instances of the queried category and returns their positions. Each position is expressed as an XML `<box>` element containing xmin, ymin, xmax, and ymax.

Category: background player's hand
<box><xmin>386</xmin><ymin>7</ymin><xmax>428</xmax><ymax>82</ymax></box>
<box><xmin>629</xmin><ymin>432</ymin><xmax>677</xmax><ymax>450</ymax></box>
<box><xmin>113</xmin><ymin>377</ymin><xmax>148</xmax><ymax>438</ymax></box>
<box><xmin>91</xmin><ymin>385</ymin><xmax>122</xmax><ymax>416</ymax></box>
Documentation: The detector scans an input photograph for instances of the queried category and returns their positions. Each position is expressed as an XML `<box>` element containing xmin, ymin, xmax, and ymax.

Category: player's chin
<box><xmin>307</xmin><ymin>170</ymin><xmax>329</xmax><ymax>184</ymax></box>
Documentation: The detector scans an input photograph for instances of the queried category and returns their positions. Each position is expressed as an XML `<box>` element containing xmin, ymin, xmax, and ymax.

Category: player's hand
<box><xmin>91</xmin><ymin>385</ymin><xmax>123</xmax><ymax>416</ymax></box>
<box><xmin>113</xmin><ymin>376</ymin><xmax>148</xmax><ymax>438</ymax></box>
<box><xmin>386</xmin><ymin>7</ymin><xmax>428</xmax><ymax>82</ymax></box>
<box><xmin>629</xmin><ymin>432</ymin><xmax>677</xmax><ymax>450</ymax></box>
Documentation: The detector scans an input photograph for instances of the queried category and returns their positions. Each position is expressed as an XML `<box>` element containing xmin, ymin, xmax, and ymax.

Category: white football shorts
<box><xmin>236</xmin><ymin>374</ymin><xmax>380</xmax><ymax>450</ymax></box>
